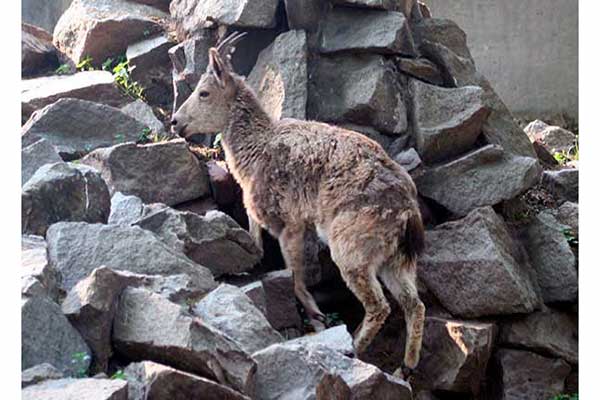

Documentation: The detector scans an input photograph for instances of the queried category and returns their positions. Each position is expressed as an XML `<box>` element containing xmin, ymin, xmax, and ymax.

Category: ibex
<box><xmin>171</xmin><ymin>33</ymin><xmax>426</xmax><ymax>372</ymax></box>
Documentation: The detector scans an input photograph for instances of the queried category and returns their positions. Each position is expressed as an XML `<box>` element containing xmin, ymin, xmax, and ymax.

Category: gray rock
<box><xmin>22</xmin><ymin>377</ymin><xmax>128</xmax><ymax>400</ymax></box>
<box><xmin>22</xmin><ymin>363</ymin><xmax>64</xmax><ymax>388</ymax></box>
<box><xmin>412</xmin><ymin>317</ymin><xmax>495</xmax><ymax>394</ymax></box>
<box><xmin>261</xmin><ymin>270</ymin><xmax>303</xmax><ymax>331</ymax></box>
<box><xmin>22</xmin><ymin>98</ymin><xmax>148</xmax><ymax>160</ymax></box>
<box><xmin>22</xmin><ymin>23</ymin><xmax>59</xmax><ymax>78</ymax></box>
<box><xmin>124</xmin><ymin>361</ymin><xmax>250</xmax><ymax>400</ymax></box>
<box><xmin>22</xmin><ymin>162</ymin><xmax>111</xmax><ymax>236</ymax></box>
<box><xmin>419</xmin><ymin>207</ymin><xmax>541</xmax><ymax>318</ymax></box>
<box><xmin>113</xmin><ymin>287</ymin><xmax>256</xmax><ymax>395</ymax></box>
<box><xmin>525</xmin><ymin>212</ymin><xmax>577</xmax><ymax>303</ymax></box>
<box><xmin>193</xmin><ymin>284</ymin><xmax>283</xmax><ymax>354</ymax></box>
<box><xmin>22</xmin><ymin>0</ymin><xmax>73</xmax><ymax>33</ymax></box>
<box><xmin>308</xmin><ymin>54</ymin><xmax>407</xmax><ymax>135</ymax></box>
<box><xmin>286</xmin><ymin>325</ymin><xmax>354</xmax><ymax>356</ymax></box>
<box><xmin>331</xmin><ymin>0</ymin><xmax>402</xmax><ymax>11</ymax></box>
<box><xmin>320</xmin><ymin>8</ymin><xmax>414</xmax><ymax>56</ymax></box>
<box><xmin>22</xmin><ymin>71</ymin><xmax>127</xmax><ymax>121</ymax></box>
<box><xmin>53</xmin><ymin>0</ymin><xmax>167</xmax><ymax>67</ymax></box>
<box><xmin>135</xmin><ymin>208</ymin><xmax>261</xmax><ymax>277</ymax></box>
<box><xmin>283</xmin><ymin>0</ymin><xmax>328</xmax><ymax>32</ymax></box>
<box><xmin>410</xmin><ymin>79</ymin><xmax>489</xmax><ymax>163</ymax></box>
<box><xmin>554</xmin><ymin>201</ymin><xmax>578</xmax><ymax>236</ymax></box>
<box><xmin>22</xmin><ymin>235</ymin><xmax>61</xmax><ymax>301</ymax></box>
<box><xmin>415</xmin><ymin>145</ymin><xmax>541</xmax><ymax>217</ymax></box>
<box><xmin>128</xmin><ymin>0</ymin><xmax>171</xmax><ymax>12</ymax></box>
<box><xmin>500</xmin><ymin>309</ymin><xmax>577</xmax><ymax>364</ymax></box>
<box><xmin>393</xmin><ymin>147</ymin><xmax>422</xmax><ymax>172</ymax></box>
<box><xmin>22</xmin><ymin>294</ymin><xmax>91</xmax><ymax>376</ymax></box>
<box><xmin>248</xmin><ymin>30</ymin><xmax>308</xmax><ymax>120</ymax></box>
<box><xmin>120</xmin><ymin>100</ymin><xmax>166</xmax><ymax>137</ymax></box>
<box><xmin>524</xmin><ymin>120</ymin><xmax>577</xmax><ymax>154</ymax></box>
<box><xmin>396</xmin><ymin>57</ymin><xmax>444</xmax><ymax>85</ymax></box>
<box><xmin>46</xmin><ymin>222</ymin><xmax>217</xmax><ymax>292</ymax></box>
<box><xmin>541</xmin><ymin>169</ymin><xmax>578</xmax><ymax>203</ymax></box>
<box><xmin>489</xmin><ymin>349</ymin><xmax>570</xmax><ymax>400</ymax></box>
<box><xmin>240</xmin><ymin>281</ymin><xmax>268</xmax><ymax>315</ymax></box>
<box><xmin>108</xmin><ymin>192</ymin><xmax>145</xmax><ymax>225</ymax></box>
<box><xmin>253</xmin><ymin>342</ymin><xmax>412</xmax><ymax>400</ymax></box>
<box><xmin>316</xmin><ymin>373</ymin><xmax>352</xmax><ymax>400</ymax></box>
<box><xmin>22</xmin><ymin>139</ymin><xmax>63</xmax><ymax>186</ymax></box>
<box><xmin>82</xmin><ymin>140</ymin><xmax>210</xmax><ymax>206</ymax></box>
<box><xmin>143</xmin><ymin>273</ymin><xmax>210</xmax><ymax>304</ymax></box>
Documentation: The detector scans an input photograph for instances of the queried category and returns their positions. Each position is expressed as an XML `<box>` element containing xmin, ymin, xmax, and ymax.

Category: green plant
<box><xmin>138</xmin><ymin>127</ymin><xmax>152</xmax><ymax>142</ymax></box>
<box><xmin>562</xmin><ymin>228</ymin><xmax>578</xmax><ymax>246</ymax></box>
<box><xmin>112</xmin><ymin>59</ymin><xmax>145</xmax><ymax>100</ymax></box>
<box><xmin>212</xmin><ymin>133</ymin><xmax>223</xmax><ymax>148</ymax></box>
<box><xmin>550</xmin><ymin>394</ymin><xmax>578</xmax><ymax>400</ymax></box>
<box><xmin>111</xmin><ymin>370</ymin><xmax>127</xmax><ymax>380</ymax></box>
<box><xmin>71</xmin><ymin>352</ymin><xmax>91</xmax><ymax>378</ymax></box>
<box><xmin>55</xmin><ymin>64</ymin><xmax>71</xmax><ymax>75</ymax></box>
<box><xmin>553</xmin><ymin>136</ymin><xmax>579</xmax><ymax>166</ymax></box>
<box><xmin>324</xmin><ymin>312</ymin><xmax>344</xmax><ymax>327</ymax></box>
<box><xmin>76</xmin><ymin>55</ymin><xmax>94</xmax><ymax>71</ymax></box>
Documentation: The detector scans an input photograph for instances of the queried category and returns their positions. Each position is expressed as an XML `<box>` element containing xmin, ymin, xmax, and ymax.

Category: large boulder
<box><xmin>120</xmin><ymin>100</ymin><xmax>167</xmax><ymax>137</ymax></box>
<box><xmin>22</xmin><ymin>377</ymin><xmax>128</xmax><ymax>400</ymax></box>
<box><xmin>253</xmin><ymin>342</ymin><xmax>412</xmax><ymax>400</ymax></box>
<box><xmin>53</xmin><ymin>0</ymin><xmax>167</xmax><ymax>67</ymax></box>
<box><xmin>82</xmin><ymin>140</ymin><xmax>210</xmax><ymax>206</ymax></box>
<box><xmin>46</xmin><ymin>222</ymin><xmax>217</xmax><ymax>292</ymax></box>
<box><xmin>541</xmin><ymin>169</ymin><xmax>579</xmax><ymax>203</ymax></box>
<box><xmin>415</xmin><ymin>145</ymin><xmax>541</xmax><ymax>217</ymax></box>
<box><xmin>554</xmin><ymin>201</ymin><xmax>579</xmax><ymax>236</ymax></box>
<box><xmin>22</xmin><ymin>23</ymin><xmax>60</xmax><ymax>78</ymax></box>
<box><xmin>525</xmin><ymin>211</ymin><xmax>578</xmax><ymax>303</ymax></box>
<box><xmin>248</xmin><ymin>30</ymin><xmax>308</xmax><ymax>120</ymax></box>
<box><xmin>22</xmin><ymin>235</ymin><xmax>61</xmax><ymax>301</ymax></box>
<box><xmin>283</xmin><ymin>0</ymin><xmax>328</xmax><ymax>32</ymax></box>
<box><xmin>22</xmin><ymin>162</ymin><xmax>111</xmax><ymax>236</ymax></box>
<box><xmin>285</xmin><ymin>325</ymin><xmax>354</xmax><ymax>356</ymax></box>
<box><xmin>22</xmin><ymin>71</ymin><xmax>127</xmax><ymax>121</ymax></box>
<box><xmin>524</xmin><ymin>120</ymin><xmax>577</xmax><ymax>155</ymax></box>
<box><xmin>419</xmin><ymin>207</ymin><xmax>541</xmax><ymax>318</ymax></box>
<box><xmin>113</xmin><ymin>287</ymin><xmax>256</xmax><ymax>395</ymax></box>
<box><xmin>22</xmin><ymin>98</ymin><xmax>148</xmax><ymax>160</ymax></box>
<box><xmin>124</xmin><ymin>361</ymin><xmax>250</xmax><ymax>400</ymax></box>
<box><xmin>409</xmin><ymin>79</ymin><xmax>489</xmax><ymax>163</ymax></box>
<box><xmin>308</xmin><ymin>54</ymin><xmax>407</xmax><ymax>135</ymax></box>
<box><xmin>22</xmin><ymin>293</ymin><xmax>91</xmax><ymax>376</ymax></box>
<box><xmin>21</xmin><ymin>138</ymin><xmax>62</xmax><ymax>185</ymax></box>
<box><xmin>320</xmin><ymin>7</ymin><xmax>414</xmax><ymax>55</ymax></box>
<box><xmin>135</xmin><ymin>208</ymin><xmax>261</xmax><ymax>277</ymax></box>
<box><xmin>22</xmin><ymin>363</ymin><xmax>64</xmax><ymax>388</ymax></box>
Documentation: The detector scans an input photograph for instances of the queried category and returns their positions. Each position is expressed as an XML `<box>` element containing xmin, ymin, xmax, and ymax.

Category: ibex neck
<box><xmin>222</xmin><ymin>77</ymin><xmax>274</xmax><ymax>183</ymax></box>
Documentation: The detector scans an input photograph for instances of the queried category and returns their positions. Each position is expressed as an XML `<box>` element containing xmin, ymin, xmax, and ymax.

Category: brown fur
<box><xmin>172</xmin><ymin>41</ymin><xmax>426</xmax><ymax>369</ymax></box>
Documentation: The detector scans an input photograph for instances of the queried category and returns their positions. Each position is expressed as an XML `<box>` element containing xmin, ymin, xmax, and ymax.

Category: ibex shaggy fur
<box><xmin>172</xmin><ymin>33</ymin><xmax>426</xmax><ymax>371</ymax></box>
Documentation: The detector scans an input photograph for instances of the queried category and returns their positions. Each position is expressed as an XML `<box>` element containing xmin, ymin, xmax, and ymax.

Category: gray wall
<box><xmin>427</xmin><ymin>0</ymin><xmax>578</xmax><ymax>120</ymax></box>
<box><xmin>22</xmin><ymin>0</ymin><xmax>73</xmax><ymax>33</ymax></box>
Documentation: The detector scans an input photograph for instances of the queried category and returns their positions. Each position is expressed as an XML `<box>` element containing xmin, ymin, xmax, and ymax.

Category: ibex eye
<box><xmin>199</xmin><ymin>91</ymin><xmax>210</xmax><ymax>98</ymax></box>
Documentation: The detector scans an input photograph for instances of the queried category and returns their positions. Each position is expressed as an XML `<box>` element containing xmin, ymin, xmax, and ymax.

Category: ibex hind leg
<box><xmin>378</xmin><ymin>259</ymin><xmax>425</xmax><ymax>370</ymax></box>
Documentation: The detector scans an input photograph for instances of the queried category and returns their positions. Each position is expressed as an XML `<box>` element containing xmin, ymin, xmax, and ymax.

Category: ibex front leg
<box><xmin>278</xmin><ymin>224</ymin><xmax>327</xmax><ymax>331</ymax></box>
<box><xmin>248</xmin><ymin>216</ymin><xmax>263</xmax><ymax>257</ymax></box>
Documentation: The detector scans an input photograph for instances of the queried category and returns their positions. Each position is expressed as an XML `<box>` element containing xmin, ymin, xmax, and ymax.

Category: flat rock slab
<box><xmin>396</xmin><ymin>57</ymin><xmax>444</xmax><ymax>85</ymax></box>
<box><xmin>53</xmin><ymin>0</ymin><xmax>167</xmax><ymax>67</ymax></box>
<box><xmin>21</xmin><ymin>138</ymin><xmax>62</xmax><ymax>186</ymax></box>
<box><xmin>22</xmin><ymin>23</ymin><xmax>60</xmax><ymax>78</ymax></box>
<box><xmin>409</xmin><ymin>79</ymin><xmax>489</xmax><ymax>163</ymax></box>
<box><xmin>125</xmin><ymin>361</ymin><xmax>250</xmax><ymax>400</ymax></box>
<box><xmin>415</xmin><ymin>144</ymin><xmax>541</xmax><ymax>217</ymax></box>
<box><xmin>419</xmin><ymin>207</ymin><xmax>541</xmax><ymax>318</ymax></box>
<box><xmin>308</xmin><ymin>54</ymin><xmax>407</xmax><ymax>135</ymax></box>
<box><xmin>22</xmin><ymin>363</ymin><xmax>64</xmax><ymax>388</ymax></box>
<box><xmin>82</xmin><ymin>140</ymin><xmax>209</xmax><ymax>206</ymax></box>
<box><xmin>541</xmin><ymin>169</ymin><xmax>578</xmax><ymax>203</ymax></box>
<box><xmin>22</xmin><ymin>234</ymin><xmax>60</xmax><ymax>301</ymax></box>
<box><xmin>46</xmin><ymin>222</ymin><xmax>216</xmax><ymax>293</ymax></box>
<box><xmin>22</xmin><ymin>162</ymin><xmax>110</xmax><ymax>236</ymax></box>
<box><xmin>285</xmin><ymin>325</ymin><xmax>354</xmax><ymax>356</ymax></box>
<box><xmin>22</xmin><ymin>377</ymin><xmax>128</xmax><ymax>400</ymax></box>
<box><xmin>22</xmin><ymin>71</ymin><xmax>127</xmax><ymax>121</ymax></box>
<box><xmin>22</xmin><ymin>98</ymin><xmax>147</xmax><ymax>160</ymax></box>
<box><xmin>22</xmin><ymin>294</ymin><xmax>91</xmax><ymax>376</ymax></box>
<box><xmin>113</xmin><ymin>287</ymin><xmax>256</xmax><ymax>396</ymax></box>
<box><xmin>248</xmin><ymin>30</ymin><xmax>308</xmax><ymax>120</ymax></box>
<box><xmin>320</xmin><ymin>7</ymin><xmax>414</xmax><ymax>55</ymax></box>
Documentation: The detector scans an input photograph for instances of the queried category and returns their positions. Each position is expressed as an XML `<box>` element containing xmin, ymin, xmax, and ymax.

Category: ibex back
<box><xmin>172</xmin><ymin>33</ymin><xmax>426</xmax><ymax>372</ymax></box>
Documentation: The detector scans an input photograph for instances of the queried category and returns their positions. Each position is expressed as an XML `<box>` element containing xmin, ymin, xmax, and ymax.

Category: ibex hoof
<box><xmin>309</xmin><ymin>315</ymin><xmax>327</xmax><ymax>332</ymax></box>
<box><xmin>393</xmin><ymin>366</ymin><xmax>414</xmax><ymax>381</ymax></box>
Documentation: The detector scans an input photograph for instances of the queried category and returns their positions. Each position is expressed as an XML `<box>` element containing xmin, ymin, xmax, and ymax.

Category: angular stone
<box><xmin>419</xmin><ymin>207</ymin><xmax>541</xmax><ymax>318</ymax></box>
<box><xmin>22</xmin><ymin>71</ymin><xmax>127</xmax><ymax>121</ymax></box>
<box><xmin>489</xmin><ymin>349</ymin><xmax>570</xmax><ymax>400</ymax></box>
<box><xmin>283</xmin><ymin>0</ymin><xmax>328</xmax><ymax>32</ymax></box>
<box><xmin>22</xmin><ymin>23</ymin><xmax>60</xmax><ymax>78</ymax></box>
<box><xmin>410</xmin><ymin>79</ymin><xmax>489</xmax><ymax>163</ymax></box>
<box><xmin>22</xmin><ymin>162</ymin><xmax>111</xmax><ymax>236</ymax></box>
<box><xmin>541</xmin><ymin>169</ymin><xmax>578</xmax><ymax>203</ymax></box>
<box><xmin>124</xmin><ymin>361</ymin><xmax>250</xmax><ymax>400</ymax></box>
<box><xmin>22</xmin><ymin>98</ymin><xmax>148</xmax><ymax>160</ymax></box>
<box><xmin>135</xmin><ymin>208</ymin><xmax>261</xmax><ymax>277</ymax></box>
<box><xmin>22</xmin><ymin>377</ymin><xmax>128</xmax><ymax>400</ymax></box>
<box><xmin>22</xmin><ymin>363</ymin><xmax>64</xmax><ymax>388</ymax></box>
<box><xmin>120</xmin><ymin>100</ymin><xmax>166</xmax><ymax>137</ymax></box>
<box><xmin>412</xmin><ymin>317</ymin><xmax>495</xmax><ymax>394</ymax></box>
<box><xmin>22</xmin><ymin>235</ymin><xmax>61</xmax><ymax>301</ymax></box>
<box><xmin>525</xmin><ymin>212</ymin><xmax>577</xmax><ymax>303</ymax></box>
<box><xmin>320</xmin><ymin>8</ymin><xmax>414</xmax><ymax>56</ymax></box>
<box><xmin>393</xmin><ymin>148</ymin><xmax>422</xmax><ymax>173</ymax></box>
<box><xmin>82</xmin><ymin>140</ymin><xmax>209</xmax><ymax>206</ymax></box>
<box><xmin>286</xmin><ymin>325</ymin><xmax>354</xmax><ymax>356</ymax></box>
<box><xmin>193</xmin><ymin>284</ymin><xmax>283</xmax><ymax>354</ymax></box>
<box><xmin>240</xmin><ymin>281</ymin><xmax>268</xmax><ymax>315</ymax></box>
<box><xmin>396</xmin><ymin>57</ymin><xmax>444</xmax><ymax>85</ymax></box>
<box><xmin>554</xmin><ymin>201</ymin><xmax>578</xmax><ymax>236</ymax></box>
<box><xmin>108</xmin><ymin>192</ymin><xmax>144</xmax><ymax>225</ymax></box>
<box><xmin>308</xmin><ymin>54</ymin><xmax>407</xmax><ymax>135</ymax></box>
<box><xmin>113</xmin><ymin>287</ymin><xmax>256</xmax><ymax>395</ymax></box>
<box><xmin>331</xmin><ymin>0</ymin><xmax>403</xmax><ymax>11</ymax></box>
<box><xmin>261</xmin><ymin>270</ymin><xmax>303</xmax><ymax>331</ymax></box>
<box><xmin>253</xmin><ymin>342</ymin><xmax>412</xmax><ymax>400</ymax></box>
<box><xmin>21</xmin><ymin>139</ymin><xmax>62</xmax><ymax>186</ymax></box>
<box><xmin>248</xmin><ymin>30</ymin><xmax>308</xmax><ymax>120</ymax></box>
<box><xmin>500</xmin><ymin>309</ymin><xmax>577</xmax><ymax>364</ymax></box>
<box><xmin>53</xmin><ymin>0</ymin><xmax>167</xmax><ymax>67</ymax></box>
<box><xmin>46</xmin><ymin>222</ymin><xmax>217</xmax><ymax>292</ymax></box>
<box><xmin>206</xmin><ymin>161</ymin><xmax>238</xmax><ymax>206</ymax></box>
<box><xmin>415</xmin><ymin>145</ymin><xmax>541</xmax><ymax>217</ymax></box>
<box><xmin>22</xmin><ymin>294</ymin><xmax>91</xmax><ymax>376</ymax></box>
<box><xmin>524</xmin><ymin>120</ymin><xmax>577</xmax><ymax>154</ymax></box>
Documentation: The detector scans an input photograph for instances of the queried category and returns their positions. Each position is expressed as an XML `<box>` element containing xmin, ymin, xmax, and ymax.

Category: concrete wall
<box><xmin>22</xmin><ymin>0</ymin><xmax>73</xmax><ymax>33</ymax></box>
<box><xmin>427</xmin><ymin>0</ymin><xmax>578</xmax><ymax>120</ymax></box>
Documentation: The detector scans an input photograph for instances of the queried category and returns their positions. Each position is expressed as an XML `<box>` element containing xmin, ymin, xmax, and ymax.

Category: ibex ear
<box><xmin>208</xmin><ymin>47</ymin><xmax>227</xmax><ymax>88</ymax></box>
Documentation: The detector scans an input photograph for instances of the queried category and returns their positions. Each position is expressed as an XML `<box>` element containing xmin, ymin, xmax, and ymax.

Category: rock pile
<box><xmin>21</xmin><ymin>0</ymin><xmax>578</xmax><ymax>399</ymax></box>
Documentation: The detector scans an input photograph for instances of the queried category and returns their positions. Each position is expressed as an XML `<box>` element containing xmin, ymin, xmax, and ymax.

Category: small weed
<box><xmin>55</xmin><ymin>64</ymin><xmax>71</xmax><ymax>75</ymax></box>
<box><xmin>562</xmin><ymin>228</ymin><xmax>578</xmax><ymax>246</ymax></box>
<box><xmin>553</xmin><ymin>136</ymin><xmax>579</xmax><ymax>166</ymax></box>
<box><xmin>137</xmin><ymin>127</ymin><xmax>152</xmax><ymax>142</ymax></box>
<box><xmin>111</xmin><ymin>370</ymin><xmax>127</xmax><ymax>380</ymax></box>
<box><xmin>76</xmin><ymin>55</ymin><xmax>94</xmax><ymax>72</ymax></box>
<box><xmin>550</xmin><ymin>394</ymin><xmax>578</xmax><ymax>400</ymax></box>
<box><xmin>212</xmin><ymin>133</ymin><xmax>223</xmax><ymax>149</ymax></box>
<box><xmin>112</xmin><ymin>59</ymin><xmax>145</xmax><ymax>100</ymax></box>
<box><xmin>324</xmin><ymin>312</ymin><xmax>344</xmax><ymax>327</ymax></box>
<box><xmin>70</xmin><ymin>352</ymin><xmax>91</xmax><ymax>378</ymax></box>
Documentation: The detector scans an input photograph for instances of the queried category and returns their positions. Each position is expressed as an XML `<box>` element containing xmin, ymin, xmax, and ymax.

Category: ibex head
<box><xmin>171</xmin><ymin>32</ymin><xmax>246</xmax><ymax>142</ymax></box>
